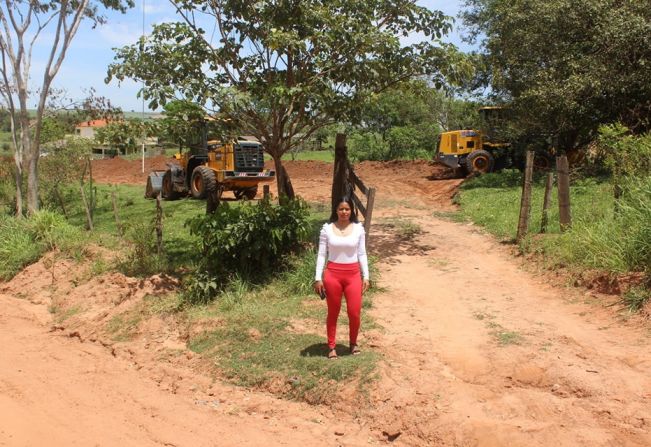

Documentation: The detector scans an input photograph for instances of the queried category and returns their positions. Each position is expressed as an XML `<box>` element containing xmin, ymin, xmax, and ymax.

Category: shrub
<box><xmin>119</xmin><ymin>220</ymin><xmax>167</xmax><ymax>276</ymax></box>
<box><xmin>184</xmin><ymin>197</ymin><xmax>311</xmax><ymax>301</ymax></box>
<box><xmin>597</xmin><ymin>124</ymin><xmax>651</xmax><ymax>179</ymax></box>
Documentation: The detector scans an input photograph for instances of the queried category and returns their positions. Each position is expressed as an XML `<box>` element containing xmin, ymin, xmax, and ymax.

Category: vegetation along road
<box><xmin>1</xmin><ymin>158</ymin><xmax>649</xmax><ymax>446</ymax></box>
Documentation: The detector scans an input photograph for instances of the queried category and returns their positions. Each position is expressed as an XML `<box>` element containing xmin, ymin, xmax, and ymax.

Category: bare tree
<box><xmin>0</xmin><ymin>0</ymin><xmax>132</xmax><ymax>215</ymax></box>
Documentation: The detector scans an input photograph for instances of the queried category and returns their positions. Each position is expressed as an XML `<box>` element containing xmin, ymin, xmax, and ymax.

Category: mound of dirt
<box><xmin>91</xmin><ymin>156</ymin><xmax>463</xmax><ymax>209</ymax></box>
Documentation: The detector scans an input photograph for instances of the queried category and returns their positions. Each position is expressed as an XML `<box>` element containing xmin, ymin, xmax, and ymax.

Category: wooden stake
<box><xmin>556</xmin><ymin>155</ymin><xmax>572</xmax><ymax>231</ymax></box>
<box><xmin>516</xmin><ymin>151</ymin><xmax>535</xmax><ymax>242</ymax></box>
<box><xmin>79</xmin><ymin>184</ymin><xmax>93</xmax><ymax>231</ymax></box>
<box><xmin>54</xmin><ymin>186</ymin><xmax>68</xmax><ymax>218</ymax></box>
<box><xmin>111</xmin><ymin>190</ymin><xmax>122</xmax><ymax>235</ymax></box>
<box><xmin>88</xmin><ymin>158</ymin><xmax>94</xmax><ymax>218</ymax></box>
<box><xmin>364</xmin><ymin>187</ymin><xmax>376</xmax><ymax>250</ymax></box>
<box><xmin>155</xmin><ymin>193</ymin><xmax>163</xmax><ymax>255</ymax></box>
<box><xmin>540</xmin><ymin>172</ymin><xmax>554</xmax><ymax>233</ymax></box>
<box><xmin>263</xmin><ymin>184</ymin><xmax>270</xmax><ymax>200</ymax></box>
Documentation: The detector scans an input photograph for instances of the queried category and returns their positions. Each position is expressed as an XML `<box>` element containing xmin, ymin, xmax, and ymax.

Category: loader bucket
<box><xmin>145</xmin><ymin>170</ymin><xmax>166</xmax><ymax>199</ymax></box>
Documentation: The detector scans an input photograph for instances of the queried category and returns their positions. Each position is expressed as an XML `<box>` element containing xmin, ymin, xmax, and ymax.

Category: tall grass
<box><xmin>0</xmin><ymin>211</ymin><xmax>86</xmax><ymax>280</ymax></box>
<box><xmin>458</xmin><ymin>171</ymin><xmax>650</xmax><ymax>277</ymax></box>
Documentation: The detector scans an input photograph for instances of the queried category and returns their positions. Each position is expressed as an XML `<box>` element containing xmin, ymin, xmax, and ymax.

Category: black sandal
<box><xmin>328</xmin><ymin>348</ymin><xmax>338</xmax><ymax>360</ymax></box>
<box><xmin>350</xmin><ymin>345</ymin><xmax>361</xmax><ymax>355</ymax></box>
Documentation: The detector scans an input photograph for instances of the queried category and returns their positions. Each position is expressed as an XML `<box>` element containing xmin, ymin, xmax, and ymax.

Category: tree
<box><xmin>347</xmin><ymin>80</ymin><xmax>479</xmax><ymax>161</ymax></box>
<box><xmin>95</xmin><ymin>118</ymin><xmax>157</xmax><ymax>155</ymax></box>
<box><xmin>107</xmin><ymin>0</ymin><xmax>466</xmax><ymax>198</ymax></box>
<box><xmin>461</xmin><ymin>0</ymin><xmax>651</xmax><ymax>152</ymax></box>
<box><xmin>158</xmin><ymin>99</ymin><xmax>206</xmax><ymax>149</ymax></box>
<box><xmin>0</xmin><ymin>0</ymin><xmax>133</xmax><ymax>215</ymax></box>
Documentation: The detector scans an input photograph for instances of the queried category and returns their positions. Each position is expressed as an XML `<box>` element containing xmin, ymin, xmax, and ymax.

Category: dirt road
<box><xmin>1</xmin><ymin>158</ymin><xmax>649</xmax><ymax>446</ymax></box>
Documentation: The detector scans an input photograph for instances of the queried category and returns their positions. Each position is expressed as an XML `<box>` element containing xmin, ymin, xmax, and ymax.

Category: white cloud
<box><xmin>97</xmin><ymin>22</ymin><xmax>143</xmax><ymax>47</ymax></box>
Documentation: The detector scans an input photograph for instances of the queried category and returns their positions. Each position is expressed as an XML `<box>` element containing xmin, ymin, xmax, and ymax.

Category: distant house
<box><xmin>75</xmin><ymin>119</ymin><xmax>109</xmax><ymax>139</ymax></box>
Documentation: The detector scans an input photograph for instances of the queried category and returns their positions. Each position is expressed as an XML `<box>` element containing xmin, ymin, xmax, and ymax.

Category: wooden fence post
<box><xmin>263</xmin><ymin>184</ymin><xmax>270</xmax><ymax>200</ymax></box>
<box><xmin>556</xmin><ymin>154</ymin><xmax>572</xmax><ymax>231</ymax></box>
<box><xmin>364</xmin><ymin>187</ymin><xmax>376</xmax><ymax>250</ymax></box>
<box><xmin>206</xmin><ymin>188</ymin><xmax>221</xmax><ymax>214</ymax></box>
<box><xmin>111</xmin><ymin>190</ymin><xmax>123</xmax><ymax>235</ymax></box>
<box><xmin>79</xmin><ymin>184</ymin><xmax>93</xmax><ymax>231</ymax></box>
<box><xmin>155</xmin><ymin>193</ymin><xmax>163</xmax><ymax>255</ymax></box>
<box><xmin>516</xmin><ymin>151</ymin><xmax>535</xmax><ymax>242</ymax></box>
<box><xmin>540</xmin><ymin>172</ymin><xmax>554</xmax><ymax>233</ymax></box>
<box><xmin>331</xmin><ymin>133</ymin><xmax>352</xmax><ymax>216</ymax></box>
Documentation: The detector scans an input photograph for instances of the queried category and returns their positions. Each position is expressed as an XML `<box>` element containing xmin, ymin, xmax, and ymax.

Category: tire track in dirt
<box><xmin>364</xmin><ymin>209</ymin><xmax>651</xmax><ymax>446</ymax></box>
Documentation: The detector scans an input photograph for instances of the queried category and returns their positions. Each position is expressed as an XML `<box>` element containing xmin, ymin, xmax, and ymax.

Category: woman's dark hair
<box><xmin>328</xmin><ymin>196</ymin><xmax>359</xmax><ymax>223</ymax></box>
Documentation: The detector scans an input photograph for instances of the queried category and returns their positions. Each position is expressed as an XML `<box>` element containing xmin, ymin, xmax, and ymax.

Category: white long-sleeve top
<box><xmin>315</xmin><ymin>222</ymin><xmax>369</xmax><ymax>280</ymax></box>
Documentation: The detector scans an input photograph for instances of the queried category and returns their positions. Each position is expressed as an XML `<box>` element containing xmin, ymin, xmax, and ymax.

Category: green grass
<box><xmin>185</xmin><ymin>252</ymin><xmax>380</xmax><ymax>403</ymax></box>
<box><xmin>286</xmin><ymin>149</ymin><xmax>334</xmax><ymax>162</ymax></box>
<box><xmin>457</xmin><ymin>170</ymin><xmax>614</xmax><ymax>241</ymax></box>
<box><xmin>62</xmin><ymin>184</ymin><xmax>206</xmax><ymax>270</ymax></box>
<box><xmin>264</xmin><ymin>150</ymin><xmax>335</xmax><ymax>163</ymax></box>
<box><xmin>457</xmin><ymin>170</ymin><xmax>650</xmax><ymax>311</ymax></box>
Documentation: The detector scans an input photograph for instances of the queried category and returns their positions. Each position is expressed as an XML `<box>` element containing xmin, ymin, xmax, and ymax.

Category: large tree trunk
<box><xmin>272</xmin><ymin>155</ymin><xmax>295</xmax><ymax>201</ymax></box>
<box><xmin>13</xmin><ymin>157</ymin><xmax>23</xmax><ymax>216</ymax></box>
<box><xmin>26</xmin><ymin>147</ymin><xmax>39</xmax><ymax>214</ymax></box>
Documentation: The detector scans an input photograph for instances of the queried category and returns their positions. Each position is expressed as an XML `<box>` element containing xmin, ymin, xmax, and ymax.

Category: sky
<box><xmin>34</xmin><ymin>0</ymin><xmax>471</xmax><ymax>113</ymax></box>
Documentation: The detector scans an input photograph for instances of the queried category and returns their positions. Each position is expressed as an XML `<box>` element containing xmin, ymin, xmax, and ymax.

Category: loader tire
<box><xmin>466</xmin><ymin>150</ymin><xmax>495</xmax><ymax>174</ymax></box>
<box><xmin>162</xmin><ymin>170</ymin><xmax>181</xmax><ymax>200</ymax></box>
<box><xmin>191</xmin><ymin>166</ymin><xmax>217</xmax><ymax>199</ymax></box>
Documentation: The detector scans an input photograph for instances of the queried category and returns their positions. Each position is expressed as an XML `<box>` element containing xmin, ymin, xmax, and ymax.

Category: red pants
<box><xmin>323</xmin><ymin>262</ymin><xmax>362</xmax><ymax>349</ymax></box>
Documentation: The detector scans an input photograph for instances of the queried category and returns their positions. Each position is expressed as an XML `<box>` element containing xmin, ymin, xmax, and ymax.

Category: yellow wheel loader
<box><xmin>145</xmin><ymin>121</ymin><xmax>274</xmax><ymax>200</ymax></box>
<box><xmin>434</xmin><ymin>107</ymin><xmax>552</xmax><ymax>175</ymax></box>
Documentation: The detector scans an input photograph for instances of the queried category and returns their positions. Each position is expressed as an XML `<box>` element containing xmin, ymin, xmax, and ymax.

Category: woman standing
<box><xmin>314</xmin><ymin>197</ymin><xmax>370</xmax><ymax>359</ymax></box>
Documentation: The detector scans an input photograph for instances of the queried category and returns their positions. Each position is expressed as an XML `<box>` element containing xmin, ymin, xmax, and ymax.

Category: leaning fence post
<box><xmin>540</xmin><ymin>172</ymin><xmax>554</xmax><ymax>233</ymax></box>
<box><xmin>111</xmin><ymin>189</ymin><xmax>123</xmax><ymax>235</ymax></box>
<box><xmin>331</xmin><ymin>133</ymin><xmax>352</xmax><ymax>216</ymax></box>
<box><xmin>516</xmin><ymin>151</ymin><xmax>535</xmax><ymax>242</ymax></box>
<box><xmin>155</xmin><ymin>193</ymin><xmax>164</xmax><ymax>256</ymax></box>
<box><xmin>556</xmin><ymin>154</ymin><xmax>572</xmax><ymax>231</ymax></box>
<box><xmin>364</xmin><ymin>187</ymin><xmax>376</xmax><ymax>250</ymax></box>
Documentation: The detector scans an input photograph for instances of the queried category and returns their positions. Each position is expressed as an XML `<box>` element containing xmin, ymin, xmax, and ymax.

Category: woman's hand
<box><xmin>362</xmin><ymin>279</ymin><xmax>370</xmax><ymax>294</ymax></box>
<box><xmin>314</xmin><ymin>280</ymin><xmax>325</xmax><ymax>296</ymax></box>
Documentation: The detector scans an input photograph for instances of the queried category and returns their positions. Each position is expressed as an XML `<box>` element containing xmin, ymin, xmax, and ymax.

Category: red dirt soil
<box><xmin>1</xmin><ymin>156</ymin><xmax>649</xmax><ymax>446</ymax></box>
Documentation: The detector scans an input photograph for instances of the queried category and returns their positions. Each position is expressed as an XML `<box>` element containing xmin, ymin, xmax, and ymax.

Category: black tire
<box><xmin>533</xmin><ymin>152</ymin><xmax>553</xmax><ymax>171</ymax></box>
<box><xmin>466</xmin><ymin>149</ymin><xmax>495</xmax><ymax>174</ymax></box>
<box><xmin>162</xmin><ymin>170</ymin><xmax>180</xmax><ymax>200</ymax></box>
<box><xmin>235</xmin><ymin>186</ymin><xmax>258</xmax><ymax>200</ymax></box>
<box><xmin>191</xmin><ymin>166</ymin><xmax>217</xmax><ymax>199</ymax></box>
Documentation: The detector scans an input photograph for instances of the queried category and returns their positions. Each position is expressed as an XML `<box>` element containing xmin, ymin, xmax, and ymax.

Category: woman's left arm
<box><xmin>357</xmin><ymin>225</ymin><xmax>370</xmax><ymax>293</ymax></box>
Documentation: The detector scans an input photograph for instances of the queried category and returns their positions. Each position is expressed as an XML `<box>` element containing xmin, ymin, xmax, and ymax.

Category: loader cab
<box><xmin>478</xmin><ymin>106</ymin><xmax>509</xmax><ymax>144</ymax></box>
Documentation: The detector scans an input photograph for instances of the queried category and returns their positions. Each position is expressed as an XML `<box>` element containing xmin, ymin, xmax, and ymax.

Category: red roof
<box><xmin>76</xmin><ymin>119</ymin><xmax>109</xmax><ymax>128</ymax></box>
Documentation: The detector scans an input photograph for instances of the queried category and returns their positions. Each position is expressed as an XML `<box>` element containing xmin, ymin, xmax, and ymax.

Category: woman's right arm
<box><xmin>314</xmin><ymin>225</ymin><xmax>328</xmax><ymax>294</ymax></box>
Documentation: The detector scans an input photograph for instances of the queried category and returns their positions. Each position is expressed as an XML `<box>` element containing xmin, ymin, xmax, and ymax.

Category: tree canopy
<box><xmin>461</xmin><ymin>0</ymin><xmax>651</xmax><ymax>151</ymax></box>
<box><xmin>107</xmin><ymin>0</ymin><xmax>467</xmax><ymax>197</ymax></box>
